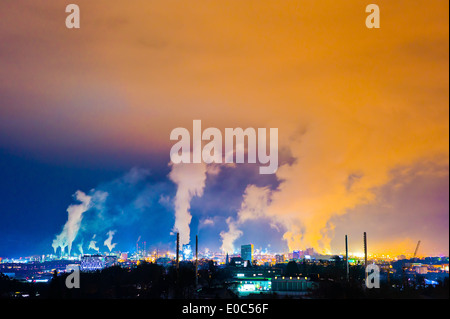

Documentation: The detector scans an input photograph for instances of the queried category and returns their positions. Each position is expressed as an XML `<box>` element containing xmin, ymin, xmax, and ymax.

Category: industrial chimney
<box><xmin>364</xmin><ymin>232</ymin><xmax>368</xmax><ymax>266</ymax></box>
<box><xmin>195</xmin><ymin>235</ymin><xmax>198</xmax><ymax>287</ymax></box>
<box><xmin>176</xmin><ymin>232</ymin><xmax>180</xmax><ymax>270</ymax></box>
<box><xmin>345</xmin><ymin>235</ymin><xmax>349</xmax><ymax>282</ymax></box>
<box><xmin>364</xmin><ymin>232</ymin><xmax>368</xmax><ymax>281</ymax></box>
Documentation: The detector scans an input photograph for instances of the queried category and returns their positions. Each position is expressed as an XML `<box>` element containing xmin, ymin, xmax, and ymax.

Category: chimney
<box><xmin>176</xmin><ymin>232</ymin><xmax>180</xmax><ymax>270</ymax></box>
<box><xmin>195</xmin><ymin>235</ymin><xmax>198</xmax><ymax>287</ymax></box>
<box><xmin>364</xmin><ymin>232</ymin><xmax>368</xmax><ymax>280</ymax></box>
<box><xmin>345</xmin><ymin>235</ymin><xmax>349</xmax><ymax>282</ymax></box>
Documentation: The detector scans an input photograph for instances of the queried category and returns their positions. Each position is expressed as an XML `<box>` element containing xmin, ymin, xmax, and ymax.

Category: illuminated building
<box><xmin>230</xmin><ymin>257</ymin><xmax>245</xmax><ymax>267</ymax></box>
<box><xmin>241</xmin><ymin>244</ymin><xmax>254</xmax><ymax>262</ymax></box>
<box><xmin>275</xmin><ymin>254</ymin><xmax>285</xmax><ymax>263</ymax></box>
<box><xmin>80</xmin><ymin>255</ymin><xmax>106</xmax><ymax>271</ymax></box>
<box><xmin>415</xmin><ymin>265</ymin><xmax>428</xmax><ymax>275</ymax></box>
<box><xmin>232</xmin><ymin>268</ymin><xmax>281</xmax><ymax>279</ymax></box>
<box><xmin>292</xmin><ymin>250</ymin><xmax>303</xmax><ymax>260</ymax></box>
<box><xmin>304</xmin><ymin>248</ymin><xmax>316</xmax><ymax>256</ymax></box>
<box><xmin>272</xmin><ymin>276</ymin><xmax>318</xmax><ymax>294</ymax></box>
<box><xmin>236</xmin><ymin>278</ymin><xmax>272</xmax><ymax>295</ymax></box>
<box><xmin>234</xmin><ymin>273</ymin><xmax>317</xmax><ymax>296</ymax></box>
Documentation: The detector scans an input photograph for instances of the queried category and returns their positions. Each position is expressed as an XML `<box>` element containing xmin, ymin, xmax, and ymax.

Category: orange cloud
<box><xmin>0</xmin><ymin>1</ymin><xmax>448</xmax><ymax>255</ymax></box>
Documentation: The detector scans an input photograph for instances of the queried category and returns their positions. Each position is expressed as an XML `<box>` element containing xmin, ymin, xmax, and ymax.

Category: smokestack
<box><xmin>136</xmin><ymin>236</ymin><xmax>141</xmax><ymax>255</ymax></box>
<box><xmin>345</xmin><ymin>235</ymin><xmax>349</xmax><ymax>282</ymax></box>
<box><xmin>175</xmin><ymin>233</ymin><xmax>180</xmax><ymax>288</ymax></box>
<box><xmin>176</xmin><ymin>232</ymin><xmax>180</xmax><ymax>270</ymax></box>
<box><xmin>195</xmin><ymin>235</ymin><xmax>199</xmax><ymax>287</ymax></box>
<box><xmin>364</xmin><ymin>232</ymin><xmax>368</xmax><ymax>280</ymax></box>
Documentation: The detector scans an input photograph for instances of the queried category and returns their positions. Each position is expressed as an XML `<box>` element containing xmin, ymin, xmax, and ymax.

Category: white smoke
<box><xmin>220</xmin><ymin>217</ymin><xmax>243</xmax><ymax>254</ymax></box>
<box><xmin>220</xmin><ymin>185</ymin><xmax>272</xmax><ymax>253</ymax></box>
<box><xmin>52</xmin><ymin>191</ymin><xmax>92</xmax><ymax>256</ymax></box>
<box><xmin>77</xmin><ymin>242</ymin><xmax>84</xmax><ymax>255</ymax></box>
<box><xmin>199</xmin><ymin>217</ymin><xmax>215</xmax><ymax>229</ymax></box>
<box><xmin>52</xmin><ymin>233</ymin><xmax>65</xmax><ymax>254</ymax></box>
<box><xmin>104</xmin><ymin>230</ymin><xmax>117</xmax><ymax>252</ymax></box>
<box><xmin>88</xmin><ymin>234</ymin><xmax>100</xmax><ymax>252</ymax></box>
<box><xmin>169</xmin><ymin>161</ymin><xmax>213</xmax><ymax>246</ymax></box>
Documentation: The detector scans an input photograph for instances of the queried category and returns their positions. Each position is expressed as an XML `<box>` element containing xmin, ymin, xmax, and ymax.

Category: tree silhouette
<box><xmin>285</xmin><ymin>261</ymin><xmax>300</xmax><ymax>276</ymax></box>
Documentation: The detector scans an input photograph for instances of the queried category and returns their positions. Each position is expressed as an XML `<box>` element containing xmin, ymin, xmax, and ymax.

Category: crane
<box><xmin>401</xmin><ymin>240</ymin><xmax>421</xmax><ymax>289</ymax></box>
<box><xmin>413</xmin><ymin>240</ymin><xmax>421</xmax><ymax>260</ymax></box>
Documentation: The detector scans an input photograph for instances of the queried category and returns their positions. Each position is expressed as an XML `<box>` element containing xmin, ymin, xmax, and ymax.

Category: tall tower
<box><xmin>364</xmin><ymin>232</ymin><xmax>367</xmax><ymax>266</ymax></box>
<box><xmin>364</xmin><ymin>232</ymin><xmax>368</xmax><ymax>281</ymax></box>
<box><xmin>176</xmin><ymin>232</ymin><xmax>180</xmax><ymax>270</ymax></box>
<box><xmin>195</xmin><ymin>235</ymin><xmax>198</xmax><ymax>287</ymax></box>
<box><xmin>345</xmin><ymin>235</ymin><xmax>349</xmax><ymax>282</ymax></box>
<box><xmin>241</xmin><ymin>244</ymin><xmax>254</xmax><ymax>263</ymax></box>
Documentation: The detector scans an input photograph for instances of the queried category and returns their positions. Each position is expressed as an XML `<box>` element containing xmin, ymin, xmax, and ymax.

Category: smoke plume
<box><xmin>220</xmin><ymin>185</ymin><xmax>272</xmax><ymax>253</ymax></box>
<box><xmin>169</xmin><ymin>161</ymin><xmax>210</xmax><ymax>246</ymax></box>
<box><xmin>77</xmin><ymin>242</ymin><xmax>84</xmax><ymax>255</ymax></box>
<box><xmin>104</xmin><ymin>230</ymin><xmax>117</xmax><ymax>252</ymax></box>
<box><xmin>52</xmin><ymin>191</ymin><xmax>92</xmax><ymax>255</ymax></box>
<box><xmin>88</xmin><ymin>234</ymin><xmax>100</xmax><ymax>252</ymax></box>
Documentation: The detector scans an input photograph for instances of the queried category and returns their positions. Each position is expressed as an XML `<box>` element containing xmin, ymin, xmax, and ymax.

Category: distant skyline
<box><xmin>0</xmin><ymin>1</ymin><xmax>448</xmax><ymax>258</ymax></box>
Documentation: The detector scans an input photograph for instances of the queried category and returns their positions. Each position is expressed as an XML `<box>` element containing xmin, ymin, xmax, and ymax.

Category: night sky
<box><xmin>0</xmin><ymin>1</ymin><xmax>448</xmax><ymax>258</ymax></box>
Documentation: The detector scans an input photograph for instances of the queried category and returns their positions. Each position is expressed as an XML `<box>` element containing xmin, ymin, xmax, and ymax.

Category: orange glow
<box><xmin>0</xmin><ymin>1</ymin><xmax>447</xmax><ymax>256</ymax></box>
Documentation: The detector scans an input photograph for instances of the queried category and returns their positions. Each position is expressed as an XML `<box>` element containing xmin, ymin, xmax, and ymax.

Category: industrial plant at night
<box><xmin>1</xmin><ymin>232</ymin><xmax>448</xmax><ymax>299</ymax></box>
<box><xmin>0</xmin><ymin>0</ymin><xmax>448</xmax><ymax>306</ymax></box>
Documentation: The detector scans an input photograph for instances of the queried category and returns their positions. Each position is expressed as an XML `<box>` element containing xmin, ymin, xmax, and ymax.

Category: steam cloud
<box><xmin>77</xmin><ymin>242</ymin><xmax>84</xmax><ymax>255</ymax></box>
<box><xmin>104</xmin><ymin>230</ymin><xmax>117</xmax><ymax>252</ymax></box>
<box><xmin>88</xmin><ymin>234</ymin><xmax>100</xmax><ymax>252</ymax></box>
<box><xmin>52</xmin><ymin>191</ymin><xmax>92</xmax><ymax>255</ymax></box>
<box><xmin>220</xmin><ymin>185</ymin><xmax>272</xmax><ymax>253</ymax></box>
<box><xmin>51</xmin><ymin>168</ymin><xmax>157</xmax><ymax>255</ymax></box>
<box><xmin>169</xmin><ymin>161</ymin><xmax>211</xmax><ymax>246</ymax></box>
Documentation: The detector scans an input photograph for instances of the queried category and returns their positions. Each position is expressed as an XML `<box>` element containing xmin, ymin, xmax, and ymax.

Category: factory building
<box><xmin>271</xmin><ymin>276</ymin><xmax>318</xmax><ymax>295</ymax></box>
<box><xmin>80</xmin><ymin>255</ymin><xmax>106</xmax><ymax>272</ymax></box>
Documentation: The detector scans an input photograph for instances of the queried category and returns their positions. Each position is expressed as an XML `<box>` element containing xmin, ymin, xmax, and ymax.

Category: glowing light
<box><xmin>352</xmin><ymin>252</ymin><xmax>365</xmax><ymax>258</ymax></box>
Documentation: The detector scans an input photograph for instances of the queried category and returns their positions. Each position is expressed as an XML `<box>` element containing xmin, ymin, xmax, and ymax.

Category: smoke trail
<box><xmin>52</xmin><ymin>233</ymin><xmax>65</xmax><ymax>254</ymax></box>
<box><xmin>169</xmin><ymin>161</ymin><xmax>211</xmax><ymax>246</ymax></box>
<box><xmin>77</xmin><ymin>242</ymin><xmax>84</xmax><ymax>255</ymax></box>
<box><xmin>220</xmin><ymin>185</ymin><xmax>272</xmax><ymax>253</ymax></box>
<box><xmin>88</xmin><ymin>234</ymin><xmax>100</xmax><ymax>252</ymax></box>
<box><xmin>104</xmin><ymin>230</ymin><xmax>117</xmax><ymax>252</ymax></box>
<box><xmin>220</xmin><ymin>217</ymin><xmax>243</xmax><ymax>254</ymax></box>
<box><xmin>50</xmin><ymin>168</ymin><xmax>157</xmax><ymax>255</ymax></box>
<box><xmin>52</xmin><ymin>191</ymin><xmax>92</xmax><ymax>255</ymax></box>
